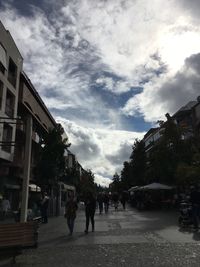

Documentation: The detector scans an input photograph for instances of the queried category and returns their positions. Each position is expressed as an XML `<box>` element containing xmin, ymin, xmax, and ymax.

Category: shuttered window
<box><xmin>0</xmin><ymin>44</ymin><xmax>7</xmax><ymax>73</ymax></box>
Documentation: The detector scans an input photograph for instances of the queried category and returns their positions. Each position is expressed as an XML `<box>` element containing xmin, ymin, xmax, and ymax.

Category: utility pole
<box><xmin>20</xmin><ymin>114</ymin><xmax>32</xmax><ymax>222</ymax></box>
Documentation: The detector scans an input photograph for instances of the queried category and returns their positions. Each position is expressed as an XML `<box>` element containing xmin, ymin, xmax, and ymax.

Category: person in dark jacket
<box><xmin>190</xmin><ymin>186</ymin><xmax>200</xmax><ymax>229</ymax></box>
<box><xmin>84</xmin><ymin>191</ymin><xmax>96</xmax><ymax>233</ymax></box>
<box><xmin>120</xmin><ymin>191</ymin><xmax>128</xmax><ymax>210</ymax></box>
<box><xmin>103</xmin><ymin>193</ymin><xmax>109</xmax><ymax>213</ymax></box>
<box><xmin>112</xmin><ymin>192</ymin><xmax>119</xmax><ymax>210</ymax></box>
<box><xmin>65</xmin><ymin>193</ymin><xmax>78</xmax><ymax>236</ymax></box>
<box><xmin>97</xmin><ymin>193</ymin><xmax>103</xmax><ymax>214</ymax></box>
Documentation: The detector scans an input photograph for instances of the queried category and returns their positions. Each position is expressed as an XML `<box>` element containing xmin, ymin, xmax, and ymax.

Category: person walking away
<box><xmin>41</xmin><ymin>192</ymin><xmax>49</xmax><ymax>224</ymax></box>
<box><xmin>112</xmin><ymin>192</ymin><xmax>119</xmax><ymax>211</ymax></box>
<box><xmin>97</xmin><ymin>193</ymin><xmax>103</xmax><ymax>214</ymax></box>
<box><xmin>103</xmin><ymin>193</ymin><xmax>109</xmax><ymax>213</ymax></box>
<box><xmin>190</xmin><ymin>186</ymin><xmax>200</xmax><ymax>230</ymax></box>
<box><xmin>84</xmin><ymin>191</ymin><xmax>96</xmax><ymax>234</ymax></box>
<box><xmin>65</xmin><ymin>193</ymin><xmax>78</xmax><ymax>236</ymax></box>
<box><xmin>1</xmin><ymin>196</ymin><xmax>10</xmax><ymax>220</ymax></box>
<box><xmin>120</xmin><ymin>191</ymin><xmax>127</xmax><ymax>210</ymax></box>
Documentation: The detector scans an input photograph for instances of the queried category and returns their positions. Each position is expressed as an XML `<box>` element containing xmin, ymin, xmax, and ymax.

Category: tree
<box><xmin>62</xmin><ymin>165</ymin><xmax>81</xmax><ymax>189</ymax></box>
<box><xmin>36</xmin><ymin>123</ymin><xmax>70</xmax><ymax>191</ymax></box>
<box><xmin>109</xmin><ymin>173</ymin><xmax>121</xmax><ymax>193</ymax></box>
<box><xmin>79</xmin><ymin>169</ymin><xmax>95</xmax><ymax>195</ymax></box>
<box><xmin>129</xmin><ymin>139</ymin><xmax>146</xmax><ymax>185</ymax></box>
<box><xmin>120</xmin><ymin>161</ymin><xmax>132</xmax><ymax>190</ymax></box>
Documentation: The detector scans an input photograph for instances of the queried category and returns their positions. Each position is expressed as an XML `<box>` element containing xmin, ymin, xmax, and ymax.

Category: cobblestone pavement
<box><xmin>2</xmin><ymin>205</ymin><xmax>200</xmax><ymax>267</ymax></box>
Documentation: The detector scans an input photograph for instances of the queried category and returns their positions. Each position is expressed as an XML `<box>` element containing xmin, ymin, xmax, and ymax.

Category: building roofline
<box><xmin>21</xmin><ymin>71</ymin><xmax>57</xmax><ymax>128</ymax></box>
<box><xmin>144</xmin><ymin>127</ymin><xmax>159</xmax><ymax>139</ymax></box>
<box><xmin>0</xmin><ymin>20</ymin><xmax>23</xmax><ymax>60</ymax></box>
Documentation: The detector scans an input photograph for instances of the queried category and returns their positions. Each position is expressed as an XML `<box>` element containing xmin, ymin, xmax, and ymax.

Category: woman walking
<box><xmin>65</xmin><ymin>193</ymin><xmax>78</xmax><ymax>236</ymax></box>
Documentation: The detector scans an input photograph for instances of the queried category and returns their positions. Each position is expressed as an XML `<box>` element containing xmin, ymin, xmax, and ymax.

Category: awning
<box><xmin>5</xmin><ymin>184</ymin><xmax>20</xmax><ymax>189</ymax></box>
<box><xmin>128</xmin><ymin>186</ymin><xmax>140</xmax><ymax>192</ymax></box>
<box><xmin>139</xmin><ymin>183</ymin><xmax>173</xmax><ymax>190</ymax></box>
<box><xmin>0</xmin><ymin>44</ymin><xmax>7</xmax><ymax>69</ymax></box>
<box><xmin>58</xmin><ymin>182</ymin><xmax>75</xmax><ymax>191</ymax></box>
<box><xmin>29</xmin><ymin>184</ymin><xmax>41</xmax><ymax>192</ymax></box>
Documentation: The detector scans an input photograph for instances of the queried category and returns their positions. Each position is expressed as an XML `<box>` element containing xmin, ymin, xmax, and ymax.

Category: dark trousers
<box><xmin>98</xmin><ymin>202</ymin><xmax>103</xmax><ymax>214</ymax></box>
<box><xmin>41</xmin><ymin>209</ymin><xmax>48</xmax><ymax>223</ymax></box>
<box><xmin>67</xmin><ymin>217</ymin><xmax>75</xmax><ymax>233</ymax></box>
<box><xmin>104</xmin><ymin>202</ymin><xmax>109</xmax><ymax>213</ymax></box>
<box><xmin>85</xmin><ymin>210</ymin><xmax>95</xmax><ymax>231</ymax></box>
<box><xmin>121</xmin><ymin>201</ymin><xmax>126</xmax><ymax>209</ymax></box>
<box><xmin>192</xmin><ymin>204</ymin><xmax>200</xmax><ymax>228</ymax></box>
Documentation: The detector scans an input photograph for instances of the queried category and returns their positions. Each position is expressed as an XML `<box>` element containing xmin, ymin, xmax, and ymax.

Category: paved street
<box><xmin>3</xmin><ymin>204</ymin><xmax>200</xmax><ymax>267</ymax></box>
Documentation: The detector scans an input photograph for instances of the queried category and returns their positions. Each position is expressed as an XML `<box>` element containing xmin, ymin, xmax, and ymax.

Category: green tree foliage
<box><xmin>120</xmin><ymin>161</ymin><xmax>131</xmax><ymax>190</ymax></box>
<box><xmin>109</xmin><ymin>173</ymin><xmax>121</xmax><ymax>193</ymax></box>
<box><xmin>147</xmin><ymin>117</ymin><xmax>197</xmax><ymax>185</ymax></box>
<box><xmin>62</xmin><ymin>165</ymin><xmax>81</xmax><ymax>189</ymax></box>
<box><xmin>129</xmin><ymin>139</ymin><xmax>146</xmax><ymax>185</ymax></box>
<box><xmin>175</xmin><ymin>151</ymin><xmax>200</xmax><ymax>185</ymax></box>
<box><xmin>79</xmin><ymin>169</ymin><xmax>95</xmax><ymax>195</ymax></box>
<box><xmin>118</xmin><ymin>114</ymin><xmax>200</xmax><ymax>188</ymax></box>
<box><xmin>146</xmin><ymin>118</ymin><xmax>183</xmax><ymax>184</ymax></box>
<box><xmin>36</xmin><ymin>123</ymin><xmax>70</xmax><ymax>190</ymax></box>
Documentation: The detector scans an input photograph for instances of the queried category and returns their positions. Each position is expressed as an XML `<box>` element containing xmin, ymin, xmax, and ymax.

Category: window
<box><xmin>2</xmin><ymin>123</ymin><xmax>12</xmax><ymax>153</ymax></box>
<box><xmin>0</xmin><ymin>62</ymin><xmax>5</xmax><ymax>74</ymax></box>
<box><xmin>24</xmin><ymin>101</ymin><xmax>33</xmax><ymax>111</ymax></box>
<box><xmin>0</xmin><ymin>80</ymin><xmax>3</xmax><ymax>110</ymax></box>
<box><xmin>0</xmin><ymin>44</ymin><xmax>7</xmax><ymax>74</ymax></box>
<box><xmin>35</xmin><ymin>114</ymin><xmax>41</xmax><ymax>122</ymax></box>
<box><xmin>5</xmin><ymin>89</ymin><xmax>15</xmax><ymax>117</ymax></box>
<box><xmin>43</xmin><ymin>123</ymin><xmax>47</xmax><ymax>130</ymax></box>
<box><xmin>8</xmin><ymin>57</ymin><xmax>17</xmax><ymax>88</ymax></box>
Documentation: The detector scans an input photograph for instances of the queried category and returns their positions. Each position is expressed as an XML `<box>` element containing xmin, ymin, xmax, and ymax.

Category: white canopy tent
<box><xmin>128</xmin><ymin>186</ymin><xmax>140</xmax><ymax>192</ymax></box>
<box><xmin>139</xmin><ymin>182</ymin><xmax>173</xmax><ymax>190</ymax></box>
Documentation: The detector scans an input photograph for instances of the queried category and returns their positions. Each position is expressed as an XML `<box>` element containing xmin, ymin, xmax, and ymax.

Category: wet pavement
<box><xmin>2</xmin><ymin>204</ymin><xmax>200</xmax><ymax>266</ymax></box>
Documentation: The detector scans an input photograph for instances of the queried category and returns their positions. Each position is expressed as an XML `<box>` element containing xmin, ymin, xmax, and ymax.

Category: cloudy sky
<box><xmin>1</xmin><ymin>0</ymin><xmax>200</xmax><ymax>187</ymax></box>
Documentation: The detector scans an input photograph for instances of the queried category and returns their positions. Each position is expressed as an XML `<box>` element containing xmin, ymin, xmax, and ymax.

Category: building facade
<box><xmin>0</xmin><ymin>21</ymin><xmax>23</xmax><ymax>201</ymax></box>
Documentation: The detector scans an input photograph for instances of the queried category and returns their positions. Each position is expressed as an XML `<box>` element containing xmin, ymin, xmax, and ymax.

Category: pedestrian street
<box><xmin>8</xmin><ymin>205</ymin><xmax>200</xmax><ymax>267</ymax></box>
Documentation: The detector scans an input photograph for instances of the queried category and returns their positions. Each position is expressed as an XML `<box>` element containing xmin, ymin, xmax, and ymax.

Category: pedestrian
<box><xmin>190</xmin><ymin>186</ymin><xmax>200</xmax><ymax>230</ymax></box>
<box><xmin>40</xmin><ymin>192</ymin><xmax>49</xmax><ymax>224</ymax></box>
<box><xmin>1</xmin><ymin>196</ymin><xmax>10</xmax><ymax>220</ymax></box>
<box><xmin>112</xmin><ymin>192</ymin><xmax>119</xmax><ymax>210</ymax></box>
<box><xmin>97</xmin><ymin>192</ymin><xmax>103</xmax><ymax>214</ymax></box>
<box><xmin>103</xmin><ymin>193</ymin><xmax>109</xmax><ymax>213</ymax></box>
<box><xmin>84</xmin><ymin>191</ymin><xmax>96</xmax><ymax>234</ymax></box>
<box><xmin>65</xmin><ymin>193</ymin><xmax>78</xmax><ymax>236</ymax></box>
<box><xmin>120</xmin><ymin>191</ymin><xmax>128</xmax><ymax>210</ymax></box>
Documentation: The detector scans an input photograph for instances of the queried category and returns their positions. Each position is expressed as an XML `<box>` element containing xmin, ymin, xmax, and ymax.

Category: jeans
<box><xmin>67</xmin><ymin>217</ymin><xmax>75</xmax><ymax>233</ymax></box>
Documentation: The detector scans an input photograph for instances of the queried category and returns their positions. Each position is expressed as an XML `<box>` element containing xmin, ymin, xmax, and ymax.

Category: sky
<box><xmin>1</xmin><ymin>0</ymin><xmax>200</xmax><ymax>187</ymax></box>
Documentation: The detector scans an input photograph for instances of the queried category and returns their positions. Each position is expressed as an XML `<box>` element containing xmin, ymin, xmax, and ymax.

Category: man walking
<box><xmin>190</xmin><ymin>186</ymin><xmax>200</xmax><ymax>230</ymax></box>
<box><xmin>84</xmin><ymin>191</ymin><xmax>96</xmax><ymax>233</ymax></box>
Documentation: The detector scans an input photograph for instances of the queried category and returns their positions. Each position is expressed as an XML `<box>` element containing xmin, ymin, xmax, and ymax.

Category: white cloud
<box><xmin>56</xmin><ymin>117</ymin><xmax>144</xmax><ymax>186</ymax></box>
<box><xmin>1</xmin><ymin>0</ymin><xmax>200</xmax><ymax>185</ymax></box>
<box><xmin>1</xmin><ymin>0</ymin><xmax>200</xmax><ymax>120</ymax></box>
<box><xmin>94</xmin><ymin>174</ymin><xmax>112</xmax><ymax>188</ymax></box>
<box><xmin>121</xmin><ymin>52</ymin><xmax>200</xmax><ymax>122</ymax></box>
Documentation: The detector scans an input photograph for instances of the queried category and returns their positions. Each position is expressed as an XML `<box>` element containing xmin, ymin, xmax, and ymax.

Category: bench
<box><xmin>0</xmin><ymin>221</ymin><xmax>38</xmax><ymax>264</ymax></box>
